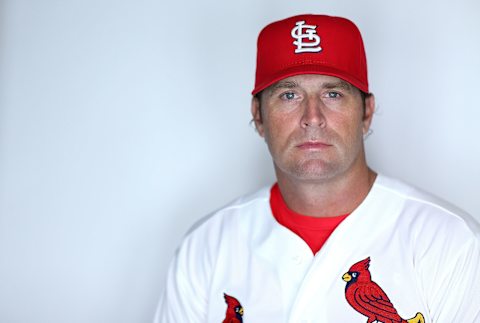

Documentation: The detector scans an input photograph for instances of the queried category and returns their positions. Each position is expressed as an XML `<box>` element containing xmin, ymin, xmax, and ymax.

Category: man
<box><xmin>155</xmin><ymin>14</ymin><xmax>480</xmax><ymax>322</ymax></box>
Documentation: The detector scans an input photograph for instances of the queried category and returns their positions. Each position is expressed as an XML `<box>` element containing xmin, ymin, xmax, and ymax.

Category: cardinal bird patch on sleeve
<box><xmin>342</xmin><ymin>257</ymin><xmax>425</xmax><ymax>323</ymax></box>
<box><xmin>222</xmin><ymin>293</ymin><xmax>244</xmax><ymax>323</ymax></box>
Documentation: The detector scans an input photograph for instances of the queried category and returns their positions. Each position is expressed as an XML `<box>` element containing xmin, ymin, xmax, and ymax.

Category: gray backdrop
<box><xmin>1</xmin><ymin>0</ymin><xmax>479</xmax><ymax>322</ymax></box>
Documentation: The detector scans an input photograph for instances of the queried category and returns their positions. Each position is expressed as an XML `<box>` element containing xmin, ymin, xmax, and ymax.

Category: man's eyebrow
<box><xmin>322</xmin><ymin>81</ymin><xmax>354</xmax><ymax>91</ymax></box>
<box><xmin>267</xmin><ymin>81</ymin><xmax>299</xmax><ymax>95</ymax></box>
<box><xmin>265</xmin><ymin>79</ymin><xmax>355</xmax><ymax>97</ymax></box>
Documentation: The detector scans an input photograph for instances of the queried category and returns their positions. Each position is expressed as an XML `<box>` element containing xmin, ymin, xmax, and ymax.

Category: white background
<box><xmin>0</xmin><ymin>0</ymin><xmax>479</xmax><ymax>322</ymax></box>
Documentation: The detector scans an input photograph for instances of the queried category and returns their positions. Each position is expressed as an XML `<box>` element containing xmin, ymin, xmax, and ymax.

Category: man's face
<box><xmin>252</xmin><ymin>74</ymin><xmax>374</xmax><ymax>183</ymax></box>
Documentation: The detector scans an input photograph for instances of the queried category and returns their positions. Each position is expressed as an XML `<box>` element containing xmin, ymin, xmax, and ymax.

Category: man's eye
<box><xmin>281</xmin><ymin>92</ymin><xmax>296</xmax><ymax>100</ymax></box>
<box><xmin>327</xmin><ymin>91</ymin><xmax>341</xmax><ymax>98</ymax></box>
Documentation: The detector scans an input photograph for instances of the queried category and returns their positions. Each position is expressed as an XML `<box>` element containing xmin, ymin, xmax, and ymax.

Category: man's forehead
<box><xmin>266</xmin><ymin>74</ymin><xmax>355</xmax><ymax>92</ymax></box>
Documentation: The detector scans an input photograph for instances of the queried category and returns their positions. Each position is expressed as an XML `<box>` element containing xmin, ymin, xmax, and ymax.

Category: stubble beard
<box><xmin>273</xmin><ymin>140</ymin><xmax>365</xmax><ymax>184</ymax></box>
<box><xmin>275</xmin><ymin>155</ymin><xmax>343</xmax><ymax>183</ymax></box>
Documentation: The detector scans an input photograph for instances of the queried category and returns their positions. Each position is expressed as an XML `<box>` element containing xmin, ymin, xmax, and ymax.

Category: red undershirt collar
<box><xmin>269</xmin><ymin>183</ymin><xmax>349</xmax><ymax>254</ymax></box>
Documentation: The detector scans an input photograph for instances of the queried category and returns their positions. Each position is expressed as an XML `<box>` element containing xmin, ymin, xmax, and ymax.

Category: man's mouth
<box><xmin>296</xmin><ymin>141</ymin><xmax>332</xmax><ymax>150</ymax></box>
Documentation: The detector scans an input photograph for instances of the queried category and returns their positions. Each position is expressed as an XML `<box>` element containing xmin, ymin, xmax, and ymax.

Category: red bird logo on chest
<box><xmin>342</xmin><ymin>257</ymin><xmax>425</xmax><ymax>323</ymax></box>
<box><xmin>222</xmin><ymin>293</ymin><xmax>244</xmax><ymax>323</ymax></box>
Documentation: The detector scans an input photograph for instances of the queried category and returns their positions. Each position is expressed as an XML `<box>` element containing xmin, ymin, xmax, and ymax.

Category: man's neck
<box><xmin>275</xmin><ymin>167</ymin><xmax>377</xmax><ymax>218</ymax></box>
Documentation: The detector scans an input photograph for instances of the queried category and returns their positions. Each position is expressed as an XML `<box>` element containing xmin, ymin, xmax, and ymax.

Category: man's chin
<box><xmin>283</xmin><ymin>160</ymin><xmax>340</xmax><ymax>182</ymax></box>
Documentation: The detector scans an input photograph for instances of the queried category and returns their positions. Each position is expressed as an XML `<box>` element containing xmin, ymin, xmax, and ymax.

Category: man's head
<box><xmin>251</xmin><ymin>15</ymin><xmax>375</xmax><ymax>183</ymax></box>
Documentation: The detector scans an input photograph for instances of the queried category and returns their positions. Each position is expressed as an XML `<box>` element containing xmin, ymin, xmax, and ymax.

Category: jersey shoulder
<box><xmin>375</xmin><ymin>174</ymin><xmax>479</xmax><ymax>237</ymax></box>
<box><xmin>184</xmin><ymin>185</ymin><xmax>273</xmax><ymax>239</ymax></box>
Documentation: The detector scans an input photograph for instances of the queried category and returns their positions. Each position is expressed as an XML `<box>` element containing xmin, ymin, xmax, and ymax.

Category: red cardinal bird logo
<box><xmin>343</xmin><ymin>257</ymin><xmax>425</xmax><ymax>323</ymax></box>
<box><xmin>222</xmin><ymin>293</ymin><xmax>244</xmax><ymax>323</ymax></box>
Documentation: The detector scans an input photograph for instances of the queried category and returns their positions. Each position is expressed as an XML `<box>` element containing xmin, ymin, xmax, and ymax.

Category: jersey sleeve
<box><xmin>153</xmin><ymin>224</ymin><xmax>214</xmax><ymax>323</ymax></box>
<box><xmin>418</xmin><ymin>219</ymin><xmax>480</xmax><ymax>322</ymax></box>
<box><xmin>433</xmin><ymin>236</ymin><xmax>480</xmax><ymax>322</ymax></box>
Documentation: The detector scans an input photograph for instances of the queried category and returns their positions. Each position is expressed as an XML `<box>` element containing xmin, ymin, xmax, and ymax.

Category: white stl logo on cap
<box><xmin>291</xmin><ymin>20</ymin><xmax>322</xmax><ymax>53</ymax></box>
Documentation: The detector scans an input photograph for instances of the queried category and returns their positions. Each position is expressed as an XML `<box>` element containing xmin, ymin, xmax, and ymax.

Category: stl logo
<box><xmin>291</xmin><ymin>20</ymin><xmax>322</xmax><ymax>53</ymax></box>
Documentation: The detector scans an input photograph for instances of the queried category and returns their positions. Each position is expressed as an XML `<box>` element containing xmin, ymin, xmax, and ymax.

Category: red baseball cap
<box><xmin>252</xmin><ymin>14</ymin><xmax>369</xmax><ymax>95</ymax></box>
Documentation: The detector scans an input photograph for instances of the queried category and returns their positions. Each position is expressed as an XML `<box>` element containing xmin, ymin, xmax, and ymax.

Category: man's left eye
<box><xmin>282</xmin><ymin>92</ymin><xmax>296</xmax><ymax>100</ymax></box>
<box><xmin>327</xmin><ymin>92</ymin><xmax>341</xmax><ymax>98</ymax></box>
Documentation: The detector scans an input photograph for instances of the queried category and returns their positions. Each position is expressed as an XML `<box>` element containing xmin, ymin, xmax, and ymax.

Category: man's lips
<box><xmin>296</xmin><ymin>141</ymin><xmax>332</xmax><ymax>149</ymax></box>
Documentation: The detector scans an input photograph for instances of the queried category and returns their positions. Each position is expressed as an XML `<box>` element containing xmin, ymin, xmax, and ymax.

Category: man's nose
<box><xmin>300</xmin><ymin>97</ymin><xmax>326</xmax><ymax>128</ymax></box>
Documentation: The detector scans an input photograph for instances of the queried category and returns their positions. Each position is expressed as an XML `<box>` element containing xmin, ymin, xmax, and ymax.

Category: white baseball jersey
<box><xmin>155</xmin><ymin>174</ymin><xmax>480</xmax><ymax>322</ymax></box>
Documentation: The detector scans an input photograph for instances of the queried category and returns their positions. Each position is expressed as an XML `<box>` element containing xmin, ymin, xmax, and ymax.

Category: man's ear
<box><xmin>251</xmin><ymin>96</ymin><xmax>265</xmax><ymax>137</ymax></box>
<box><xmin>362</xmin><ymin>94</ymin><xmax>375</xmax><ymax>135</ymax></box>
